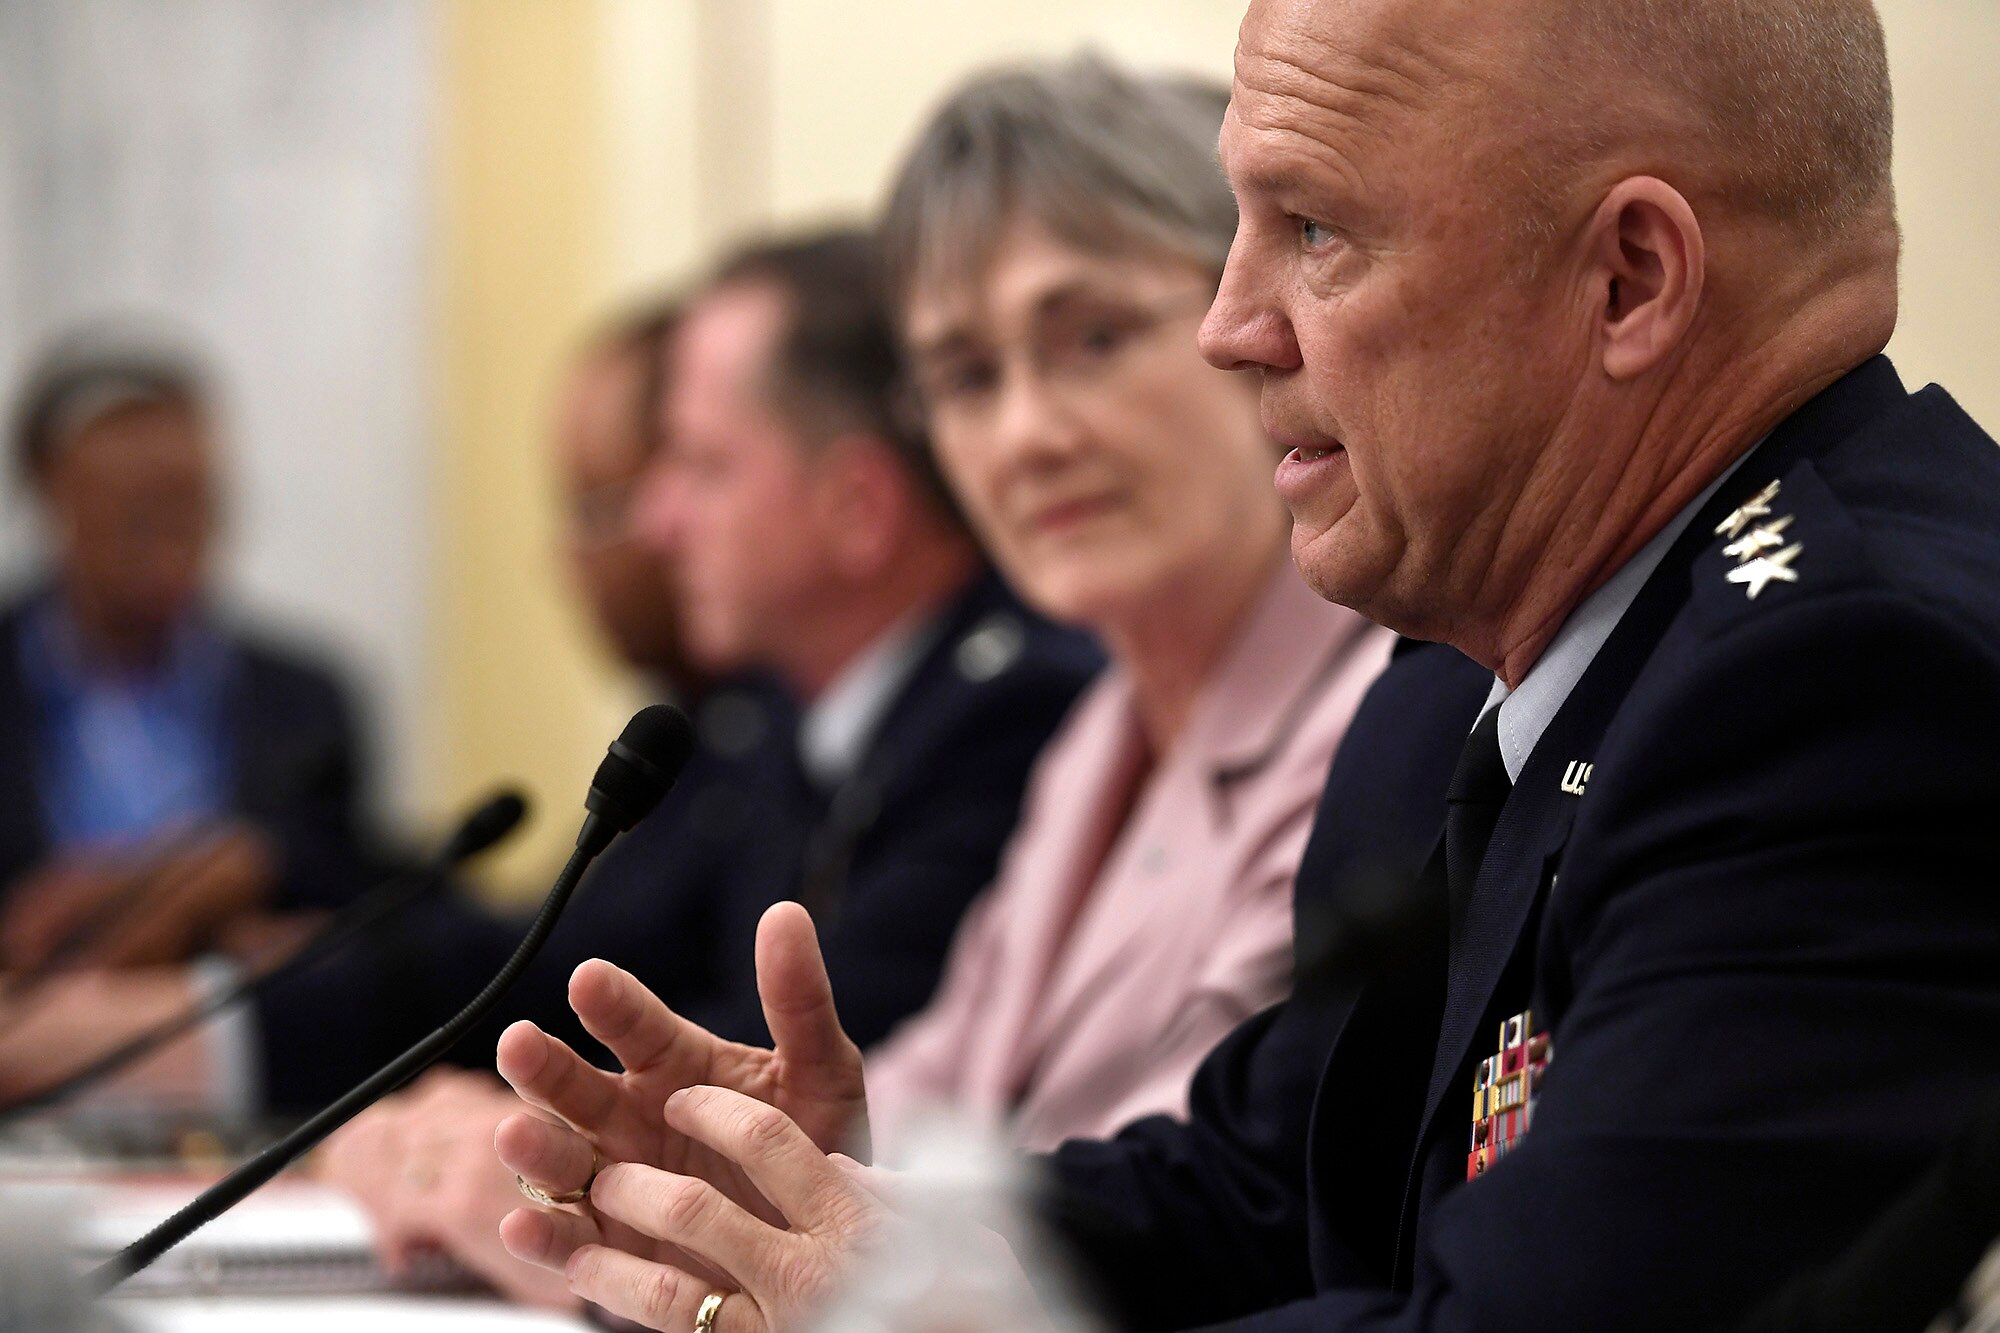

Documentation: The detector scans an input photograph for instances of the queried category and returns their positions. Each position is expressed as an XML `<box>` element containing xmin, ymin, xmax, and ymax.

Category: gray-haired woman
<box><xmin>861</xmin><ymin>53</ymin><xmax>1393</xmax><ymax>1155</ymax></box>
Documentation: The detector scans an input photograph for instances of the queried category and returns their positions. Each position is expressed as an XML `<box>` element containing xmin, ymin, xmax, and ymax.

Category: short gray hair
<box><xmin>879</xmin><ymin>53</ymin><xmax>1237</xmax><ymax>313</ymax></box>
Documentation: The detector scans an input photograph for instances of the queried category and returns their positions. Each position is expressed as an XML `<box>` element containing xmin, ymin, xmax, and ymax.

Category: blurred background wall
<box><xmin>1</xmin><ymin>0</ymin><xmax>1993</xmax><ymax>887</ymax></box>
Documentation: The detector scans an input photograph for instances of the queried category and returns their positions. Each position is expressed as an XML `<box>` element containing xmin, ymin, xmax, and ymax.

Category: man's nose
<box><xmin>1199</xmin><ymin>232</ymin><xmax>1302</xmax><ymax>374</ymax></box>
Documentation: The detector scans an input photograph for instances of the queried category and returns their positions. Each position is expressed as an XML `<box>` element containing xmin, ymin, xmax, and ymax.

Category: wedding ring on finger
<box><xmin>695</xmin><ymin>1292</ymin><xmax>729</xmax><ymax>1333</ymax></box>
<box><xmin>514</xmin><ymin>1149</ymin><xmax>602</xmax><ymax>1207</ymax></box>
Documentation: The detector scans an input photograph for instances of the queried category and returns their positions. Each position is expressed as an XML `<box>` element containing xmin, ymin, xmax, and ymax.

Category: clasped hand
<box><xmin>492</xmin><ymin>902</ymin><xmax>893</xmax><ymax>1331</ymax></box>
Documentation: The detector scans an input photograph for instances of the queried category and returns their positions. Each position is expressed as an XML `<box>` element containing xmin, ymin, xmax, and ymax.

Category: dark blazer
<box><xmin>1738</xmin><ymin>1093</ymin><xmax>2000</xmax><ymax>1333</ymax></box>
<box><xmin>685</xmin><ymin>567</ymin><xmax>1103</xmax><ymax>1050</ymax></box>
<box><xmin>0</xmin><ymin>592</ymin><xmax>374</xmax><ymax>915</ymax></box>
<box><xmin>1045</xmin><ymin>358</ymin><xmax>2000</xmax><ymax>1331</ymax></box>
<box><xmin>255</xmin><ymin>570</ymin><xmax>1101</xmax><ymax>1111</ymax></box>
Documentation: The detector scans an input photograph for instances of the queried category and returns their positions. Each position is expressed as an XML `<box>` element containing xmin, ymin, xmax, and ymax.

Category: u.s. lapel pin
<box><xmin>1559</xmin><ymin>761</ymin><xmax>1594</xmax><ymax>797</ymax></box>
<box><xmin>1715</xmin><ymin>480</ymin><xmax>1781</xmax><ymax>540</ymax></box>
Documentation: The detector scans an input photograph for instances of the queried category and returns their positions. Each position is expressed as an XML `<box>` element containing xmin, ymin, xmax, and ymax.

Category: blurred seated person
<box><xmin>0</xmin><ymin>340</ymin><xmax>374</xmax><ymax>972</ymax></box>
<box><xmin>604</xmin><ymin>229</ymin><xmax>1100</xmax><ymax>1051</ymax></box>
<box><xmin>861</xmin><ymin>57</ymin><xmax>1393</xmax><ymax>1155</ymax></box>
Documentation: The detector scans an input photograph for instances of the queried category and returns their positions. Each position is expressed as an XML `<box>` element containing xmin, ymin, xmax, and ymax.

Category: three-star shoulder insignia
<box><xmin>1715</xmin><ymin>480</ymin><xmax>1803</xmax><ymax>601</ymax></box>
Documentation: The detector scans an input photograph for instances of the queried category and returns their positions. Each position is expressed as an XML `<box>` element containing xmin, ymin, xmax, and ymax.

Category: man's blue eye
<box><xmin>1298</xmin><ymin>217</ymin><xmax>1334</xmax><ymax>249</ymax></box>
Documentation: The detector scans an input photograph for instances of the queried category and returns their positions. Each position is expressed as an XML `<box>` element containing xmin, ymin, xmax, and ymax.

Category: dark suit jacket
<box><xmin>1045</xmin><ymin>357</ymin><xmax>2000</xmax><ymax>1331</ymax></box>
<box><xmin>0</xmin><ymin>591</ymin><xmax>374</xmax><ymax>915</ymax></box>
<box><xmin>683</xmin><ymin>568</ymin><xmax>1103</xmax><ymax>1050</ymax></box>
<box><xmin>1738</xmin><ymin>1093</ymin><xmax>2000</xmax><ymax>1333</ymax></box>
<box><xmin>255</xmin><ymin>570</ymin><xmax>1100</xmax><ymax>1111</ymax></box>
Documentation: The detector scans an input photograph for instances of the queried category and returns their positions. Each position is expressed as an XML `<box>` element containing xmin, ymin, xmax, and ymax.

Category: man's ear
<box><xmin>813</xmin><ymin>435</ymin><xmax>911</xmax><ymax>580</ymax></box>
<box><xmin>1587</xmin><ymin>177</ymin><xmax>1706</xmax><ymax>380</ymax></box>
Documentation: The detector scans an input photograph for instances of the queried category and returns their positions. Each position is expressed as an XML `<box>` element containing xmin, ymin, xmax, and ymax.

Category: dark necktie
<box><xmin>1445</xmin><ymin>703</ymin><xmax>1513</xmax><ymax>946</ymax></box>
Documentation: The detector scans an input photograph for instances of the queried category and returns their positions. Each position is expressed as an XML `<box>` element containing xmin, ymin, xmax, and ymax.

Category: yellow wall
<box><xmin>1880</xmin><ymin>0</ymin><xmax>2000</xmax><ymax>435</ymax></box>
<box><xmin>433</xmin><ymin>2</ymin><xmax>1998</xmax><ymax>890</ymax></box>
<box><xmin>432</xmin><ymin>0</ymin><xmax>699</xmax><ymax>888</ymax></box>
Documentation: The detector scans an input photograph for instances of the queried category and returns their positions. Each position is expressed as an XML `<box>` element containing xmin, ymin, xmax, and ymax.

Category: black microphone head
<box><xmin>441</xmin><ymin>788</ymin><xmax>530</xmax><ymax>864</ymax></box>
<box><xmin>584</xmin><ymin>704</ymin><xmax>696</xmax><ymax>839</ymax></box>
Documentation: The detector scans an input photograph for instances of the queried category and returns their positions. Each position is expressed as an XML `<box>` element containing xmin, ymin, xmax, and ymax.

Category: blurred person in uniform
<box><xmin>860</xmin><ymin>56</ymin><xmax>1394</xmax><ymax>1157</ymax></box>
<box><xmin>488</xmin><ymin>2</ymin><xmax>2000</xmax><ymax>1330</ymax></box>
<box><xmin>615</xmin><ymin>228</ymin><xmax>1102</xmax><ymax>1053</ymax></box>
<box><xmin>0</xmin><ymin>341</ymin><xmax>374</xmax><ymax>974</ymax></box>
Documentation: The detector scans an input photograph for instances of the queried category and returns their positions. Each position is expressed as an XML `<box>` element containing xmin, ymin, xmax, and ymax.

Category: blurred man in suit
<box><xmin>0</xmin><ymin>343</ymin><xmax>373</xmax><ymax>972</ymax></box>
<box><xmin>489</xmin><ymin>3</ymin><xmax>2000</xmax><ymax>1330</ymax></box>
<box><xmin>618</xmin><ymin>230</ymin><xmax>1100</xmax><ymax>1052</ymax></box>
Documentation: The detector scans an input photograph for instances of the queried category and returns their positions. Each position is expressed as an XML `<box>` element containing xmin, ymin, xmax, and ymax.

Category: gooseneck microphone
<box><xmin>88</xmin><ymin>705</ymin><xmax>696</xmax><ymax>1293</ymax></box>
<box><xmin>0</xmin><ymin>789</ymin><xmax>529</xmax><ymax>1124</ymax></box>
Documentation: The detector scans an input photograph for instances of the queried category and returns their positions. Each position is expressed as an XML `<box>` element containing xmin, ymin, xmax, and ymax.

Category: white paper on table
<box><xmin>110</xmin><ymin>1296</ymin><xmax>593</xmax><ymax>1332</ymax></box>
<box><xmin>81</xmin><ymin>1180</ymin><xmax>375</xmax><ymax>1256</ymax></box>
<box><xmin>76</xmin><ymin>1178</ymin><xmax>468</xmax><ymax>1295</ymax></box>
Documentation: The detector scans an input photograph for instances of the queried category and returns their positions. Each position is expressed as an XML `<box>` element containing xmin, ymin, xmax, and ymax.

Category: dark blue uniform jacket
<box><xmin>1045</xmin><ymin>357</ymin><xmax>2000</xmax><ymax>1331</ymax></box>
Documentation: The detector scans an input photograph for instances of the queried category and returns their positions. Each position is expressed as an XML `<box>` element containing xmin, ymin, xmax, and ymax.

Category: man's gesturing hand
<box><xmin>503</xmin><ymin>1085</ymin><xmax>890</xmax><ymax>1331</ymax></box>
<box><xmin>491</xmin><ymin>903</ymin><xmax>870</xmax><ymax>1286</ymax></box>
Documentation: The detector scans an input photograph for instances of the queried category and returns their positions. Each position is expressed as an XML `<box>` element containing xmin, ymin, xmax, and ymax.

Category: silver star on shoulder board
<box><xmin>1722</xmin><ymin>515</ymin><xmax>1793</xmax><ymax>561</ymax></box>
<box><xmin>1725</xmin><ymin>543</ymin><xmax>1803</xmax><ymax>599</ymax></box>
<box><xmin>1715</xmin><ymin>481</ymin><xmax>1782</xmax><ymax>540</ymax></box>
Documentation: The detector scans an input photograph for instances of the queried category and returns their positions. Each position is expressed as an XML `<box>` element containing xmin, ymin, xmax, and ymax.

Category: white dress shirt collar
<box><xmin>798</xmin><ymin>612</ymin><xmax>941</xmax><ymax>789</ymax></box>
<box><xmin>1483</xmin><ymin>452</ymin><xmax>1752</xmax><ymax>781</ymax></box>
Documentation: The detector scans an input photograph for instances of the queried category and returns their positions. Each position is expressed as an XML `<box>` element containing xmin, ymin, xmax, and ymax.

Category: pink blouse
<box><xmin>863</xmin><ymin>562</ymin><xmax>1395</xmax><ymax>1155</ymax></box>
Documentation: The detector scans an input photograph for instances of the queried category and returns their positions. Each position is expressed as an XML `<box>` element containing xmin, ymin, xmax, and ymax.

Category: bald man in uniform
<box><xmin>485</xmin><ymin>3</ymin><xmax>2000</xmax><ymax>1329</ymax></box>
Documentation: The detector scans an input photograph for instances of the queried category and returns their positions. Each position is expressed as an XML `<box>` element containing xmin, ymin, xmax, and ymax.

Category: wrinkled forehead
<box><xmin>1226</xmin><ymin>0</ymin><xmax>1522</xmax><ymax>181</ymax></box>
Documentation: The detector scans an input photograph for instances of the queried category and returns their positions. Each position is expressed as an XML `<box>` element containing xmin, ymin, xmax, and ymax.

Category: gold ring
<box><xmin>695</xmin><ymin>1292</ymin><xmax>728</xmax><ymax>1332</ymax></box>
<box><xmin>514</xmin><ymin>1149</ymin><xmax>602</xmax><ymax>1207</ymax></box>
